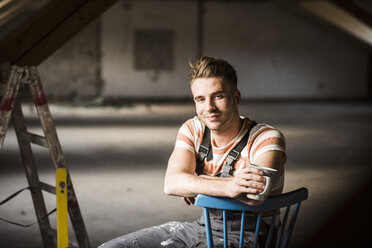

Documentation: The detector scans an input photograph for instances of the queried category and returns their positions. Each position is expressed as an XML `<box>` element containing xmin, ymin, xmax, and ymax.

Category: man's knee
<box><xmin>98</xmin><ymin>233</ymin><xmax>139</xmax><ymax>248</ymax></box>
<box><xmin>98</xmin><ymin>240</ymin><xmax>119</xmax><ymax>248</ymax></box>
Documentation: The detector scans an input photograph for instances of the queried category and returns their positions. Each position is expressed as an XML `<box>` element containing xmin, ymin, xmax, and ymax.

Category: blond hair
<box><xmin>189</xmin><ymin>56</ymin><xmax>237</xmax><ymax>89</ymax></box>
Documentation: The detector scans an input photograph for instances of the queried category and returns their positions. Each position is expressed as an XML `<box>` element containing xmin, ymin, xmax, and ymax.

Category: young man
<box><xmin>100</xmin><ymin>57</ymin><xmax>286</xmax><ymax>248</ymax></box>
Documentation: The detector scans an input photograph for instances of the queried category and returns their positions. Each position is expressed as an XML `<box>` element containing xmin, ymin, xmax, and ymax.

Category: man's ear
<box><xmin>235</xmin><ymin>89</ymin><xmax>241</xmax><ymax>105</ymax></box>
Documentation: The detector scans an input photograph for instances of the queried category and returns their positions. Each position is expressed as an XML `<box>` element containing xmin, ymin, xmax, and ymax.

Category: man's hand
<box><xmin>225</xmin><ymin>167</ymin><xmax>266</xmax><ymax>199</ymax></box>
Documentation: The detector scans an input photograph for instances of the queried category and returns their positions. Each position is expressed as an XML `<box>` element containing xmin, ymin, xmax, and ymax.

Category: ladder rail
<box><xmin>0</xmin><ymin>66</ymin><xmax>23</xmax><ymax>151</ymax></box>
<box><xmin>28</xmin><ymin>67</ymin><xmax>66</xmax><ymax>168</ymax></box>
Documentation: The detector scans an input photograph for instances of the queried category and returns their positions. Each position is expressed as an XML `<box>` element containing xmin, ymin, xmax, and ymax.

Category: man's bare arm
<box><xmin>164</xmin><ymin>147</ymin><xmax>266</xmax><ymax>198</ymax></box>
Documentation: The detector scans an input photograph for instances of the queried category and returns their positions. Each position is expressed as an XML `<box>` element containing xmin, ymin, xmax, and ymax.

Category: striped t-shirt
<box><xmin>175</xmin><ymin>117</ymin><xmax>286</xmax><ymax>183</ymax></box>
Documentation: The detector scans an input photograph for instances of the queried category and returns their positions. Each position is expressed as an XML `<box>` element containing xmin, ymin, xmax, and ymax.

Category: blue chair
<box><xmin>195</xmin><ymin>188</ymin><xmax>308</xmax><ymax>248</ymax></box>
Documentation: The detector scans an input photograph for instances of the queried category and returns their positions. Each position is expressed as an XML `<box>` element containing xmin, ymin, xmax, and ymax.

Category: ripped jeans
<box><xmin>99</xmin><ymin>210</ymin><xmax>274</xmax><ymax>248</ymax></box>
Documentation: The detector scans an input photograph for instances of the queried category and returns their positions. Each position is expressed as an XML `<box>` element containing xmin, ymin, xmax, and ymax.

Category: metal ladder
<box><xmin>0</xmin><ymin>65</ymin><xmax>90</xmax><ymax>248</ymax></box>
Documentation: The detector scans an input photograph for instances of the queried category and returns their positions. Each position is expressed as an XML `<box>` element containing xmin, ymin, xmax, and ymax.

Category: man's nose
<box><xmin>205</xmin><ymin>98</ymin><xmax>216</xmax><ymax>112</ymax></box>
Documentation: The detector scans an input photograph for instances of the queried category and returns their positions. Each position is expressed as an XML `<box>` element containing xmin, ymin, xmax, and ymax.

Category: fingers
<box><xmin>226</xmin><ymin>172</ymin><xmax>267</xmax><ymax>198</ymax></box>
<box><xmin>231</xmin><ymin>174</ymin><xmax>267</xmax><ymax>195</ymax></box>
<box><xmin>236</xmin><ymin>172</ymin><xmax>266</xmax><ymax>184</ymax></box>
<box><xmin>237</xmin><ymin>179</ymin><xmax>265</xmax><ymax>189</ymax></box>
<box><xmin>238</xmin><ymin>181</ymin><xmax>266</xmax><ymax>194</ymax></box>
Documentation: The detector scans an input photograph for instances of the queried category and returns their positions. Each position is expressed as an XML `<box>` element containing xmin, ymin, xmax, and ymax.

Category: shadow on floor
<box><xmin>299</xmin><ymin>174</ymin><xmax>372</xmax><ymax>247</ymax></box>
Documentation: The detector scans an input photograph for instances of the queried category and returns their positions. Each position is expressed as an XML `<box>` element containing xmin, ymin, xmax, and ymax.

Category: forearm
<box><xmin>164</xmin><ymin>172</ymin><xmax>231</xmax><ymax>197</ymax></box>
<box><xmin>199</xmin><ymin>174</ymin><xmax>231</xmax><ymax>180</ymax></box>
<box><xmin>164</xmin><ymin>148</ymin><xmax>233</xmax><ymax>197</ymax></box>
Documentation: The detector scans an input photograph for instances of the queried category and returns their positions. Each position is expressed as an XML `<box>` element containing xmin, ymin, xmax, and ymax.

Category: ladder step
<box><xmin>39</xmin><ymin>181</ymin><xmax>56</xmax><ymax>195</ymax></box>
<box><xmin>21</xmin><ymin>132</ymin><xmax>48</xmax><ymax>147</ymax></box>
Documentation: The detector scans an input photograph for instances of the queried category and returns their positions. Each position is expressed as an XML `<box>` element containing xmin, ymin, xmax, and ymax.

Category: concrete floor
<box><xmin>0</xmin><ymin>101</ymin><xmax>372</xmax><ymax>248</ymax></box>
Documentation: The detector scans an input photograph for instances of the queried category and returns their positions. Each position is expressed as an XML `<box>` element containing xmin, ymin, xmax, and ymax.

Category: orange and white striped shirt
<box><xmin>175</xmin><ymin>117</ymin><xmax>286</xmax><ymax>180</ymax></box>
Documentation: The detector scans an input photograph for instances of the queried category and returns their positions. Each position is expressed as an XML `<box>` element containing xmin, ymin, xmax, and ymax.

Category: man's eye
<box><xmin>215</xmin><ymin>94</ymin><xmax>223</xmax><ymax>99</ymax></box>
<box><xmin>196</xmin><ymin>98</ymin><xmax>205</xmax><ymax>103</ymax></box>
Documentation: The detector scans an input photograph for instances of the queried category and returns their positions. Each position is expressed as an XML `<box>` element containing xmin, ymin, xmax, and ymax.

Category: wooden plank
<box><xmin>332</xmin><ymin>0</ymin><xmax>372</xmax><ymax>29</ymax></box>
<box><xmin>39</xmin><ymin>181</ymin><xmax>57</xmax><ymax>195</ymax></box>
<box><xmin>21</xmin><ymin>132</ymin><xmax>48</xmax><ymax>147</ymax></box>
<box><xmin>0</xmin><ymin>0</ymin><xmax>118</xmax><ymax>65</ymax></box>
<box><xmin>0</xmin><ymin>0</ymin><xmax>88</xmax><ymax>64</ymax></box>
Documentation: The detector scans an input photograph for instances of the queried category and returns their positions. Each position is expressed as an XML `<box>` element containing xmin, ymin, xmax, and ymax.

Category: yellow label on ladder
<box><xmin>56</xmin><ymin>168</ymin><xmax>68</xmax><ymax>248</ymax></box>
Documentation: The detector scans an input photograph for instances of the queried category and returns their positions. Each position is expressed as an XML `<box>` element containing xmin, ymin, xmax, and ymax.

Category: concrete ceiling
<box><xmin>0</xmin><ymin>0</ymin><xmax>371</xmax><ymax>67</ymax></box>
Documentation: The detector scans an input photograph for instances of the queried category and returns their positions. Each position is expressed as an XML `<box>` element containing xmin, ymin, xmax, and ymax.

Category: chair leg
<box><xmin>239</xmin><ymin>211</ymin><xmax>246</xmax><ymax>248</ymax></box>
<box><xmin>265</xmin><ymin>210</ymin><xmax>278</xmax><ymax>248</ymax></box>
<box><xmin>281</xmin><ymin>202</ymin><xmax>301</xmax><ymax>248</ymax></box>
<box><xmin>204</xmin><ymin>208</ymin><xmax>214</xmax><ymax>248</ymax></box>
<box><xmin>253</xmin><ymin>211</ymin><xmax>263</xmax><ymax>248</ymax></box>
<box><xmin>223</xmin><ymin>210</ymin><xmax>228</xmax><ymax>248</ymax></box>
<box><xmin>275</xmin><ymin>206</ymin><xmax>290</xmax><ymax>248</ymax></box>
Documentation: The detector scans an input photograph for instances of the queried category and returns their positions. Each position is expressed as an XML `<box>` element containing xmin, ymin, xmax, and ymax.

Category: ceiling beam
<box><xmin>298</xmin><ymin>0</ymin><xmax>372</xmax><ymax>47</ymax></box>
<box><xmin>331</xmin><ymin>0</ymin><xmax>372</xmax><ymax>29</ymax></box>
<box><xmin>272</xmin><ymin>0</ymin><xmax>372</xmax><ymax>50</ymax></box>
<box><xmin>0</xmin><ymin>0</ymin><xmax>118</xmax><ymax>66</ymax></box>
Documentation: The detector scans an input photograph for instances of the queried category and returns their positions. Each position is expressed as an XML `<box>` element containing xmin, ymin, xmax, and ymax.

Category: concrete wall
<box><xmin>38</xmin><ymin>19</ymin><xmax>101</xmax><ymax>101</ymax></box>
<box><xmin>101</xmin><ymin>1</ymin><xmax>196</xmax><ymax>100</ymax></box>
<box><xmin>38</xmin><ymin>0</ymin><xmax>370</xmax><ymax>101</ymax></box>
<box><xmin>204</xmin><ymin>3</ymin><xmax>368</xmax><ymax>99</ymax></box>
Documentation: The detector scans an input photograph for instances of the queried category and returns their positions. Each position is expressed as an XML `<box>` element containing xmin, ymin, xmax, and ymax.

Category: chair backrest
<box><xmin>195</xmin><ymin>187</ymin><xmax>308</xmax><ymax>248</ymax></box>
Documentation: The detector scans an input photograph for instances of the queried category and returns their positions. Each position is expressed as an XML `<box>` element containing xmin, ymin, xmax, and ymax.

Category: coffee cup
<box><xmin>247</xmin><ymin>164</ymin><xmax>277</xmax><ymax>201</ymax></box>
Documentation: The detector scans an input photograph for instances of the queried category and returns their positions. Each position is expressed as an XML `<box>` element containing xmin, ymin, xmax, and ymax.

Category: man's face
<box><xmin>191</xmin><ymin>77</ymin><xmax>241</xmax><ymax>134</ymax></box>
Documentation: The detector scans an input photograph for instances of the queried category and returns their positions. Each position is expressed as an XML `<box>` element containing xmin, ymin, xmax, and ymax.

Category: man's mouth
<box><xmin>206</xmin><ymin>114</ymin><xmax>220</xmax><ymax>121</ymax></box>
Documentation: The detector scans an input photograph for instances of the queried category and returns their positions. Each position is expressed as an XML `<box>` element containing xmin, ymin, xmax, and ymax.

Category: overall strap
<box><xmin>195</xmin><ymin>121</ymin><xmax>257</xmax><ymax>176</ymax></box>
<box><xmin>220</xmin><ymin>121</ymin><xmax>257</xmax><ymax>177</ymax></box>
<box><xmin>195</xmin><ymin>127</ymin><xmax>212</xmax><ymax>175</ymax></box>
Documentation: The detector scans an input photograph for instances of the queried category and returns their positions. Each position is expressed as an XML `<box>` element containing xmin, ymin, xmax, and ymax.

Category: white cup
<box><xmin>247</xmin><ymin>164</ymin><xmax>277</xmax><ymax>201</ymax></box>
